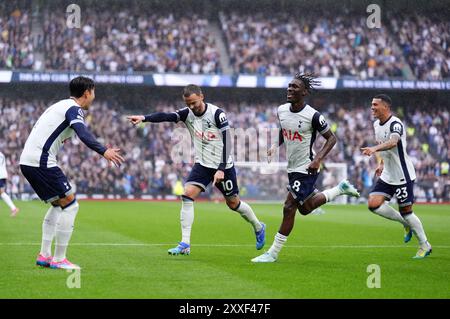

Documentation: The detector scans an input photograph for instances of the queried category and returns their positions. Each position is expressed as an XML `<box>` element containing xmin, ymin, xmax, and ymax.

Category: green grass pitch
<box><xmin>1</xmin><ymin>201</ymin><xmax>449</xmax><ymax>299</ymax></box>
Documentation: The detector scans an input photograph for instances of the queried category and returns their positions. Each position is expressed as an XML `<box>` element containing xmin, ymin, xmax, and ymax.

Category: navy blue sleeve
<box><xmin>311</xmin><ymin>111</ymin><xmax>330</xmax><ymax>135</ymax></box>
<box><xmin>176</xmin><ymin>107</ymin><xmax>189</xmax><ymax>122</ymax></box>
<box><xmin>144</xmin><ymin>112</ymin><xmax>178</xmax><ymax>123</ymax></box>
<box><xmin>65</xmin><ymin>105</ymin><xmax>85</xmax><ymax>126</ymax></box>
<box><xmin>390</xmin><ymin>121</ymin><xmax>403</xmax><ymax>137</ymax></box>
<box><xmin>214</xmin><ymin>109</ymin><xmax>230</xmax><ymax>130</ymax></box>
<box><xmin>71</xmin><ymin>122</ymin><xmax>107</xmax><ymax>155</ymax></box>
<box><xmin>143</xmin><ymin>108</ymin><xmax>189</xmax><ymax>123</ymax></box>
<box><xmin>215</xmin><ymin>109</ymin><xmax>231</xmax><ymax>171</ymax></box>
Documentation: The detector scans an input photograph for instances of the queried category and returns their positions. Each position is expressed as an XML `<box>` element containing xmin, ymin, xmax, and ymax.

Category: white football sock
<box><xmin>268</xmin><ymin>232</ymin><xmax>288</xmax><ymax>257</ymax></box>
<box><xmin>235</xmin><ymin>201</ymin><xmax>262</xmax><ymax>232</ymax></box>
<box><xmin>322</xmin><ymin>185</ymin><xmax>342</xmax><ymax>202</ymax></box>
<box><xmin>403</xmin><ymin>213</ymin><xmax>428</xmax><ymax>245</ymax></box>
<box><xmin>40</xmin><ymin>205</ymin><xmax>62</xmax><ymax>258</ymax></box>
<box><xmin>371</xmin><ymin>203</ymin><xmax>409</xmax><ymax>227</ymax></box>
<box><xmin>180</xmin><ymin>196</ymin><xmax>194</xmax><ymax>244</ymax></box>
<box><xmin>1</xmin><ymin>192</ymin><xmax>17</xmax><ymax>210</ymax></box>
<box><xmin>54</xmin><ymin>201</ymin><xmax>79</xmax><ymax>262</ymax></box>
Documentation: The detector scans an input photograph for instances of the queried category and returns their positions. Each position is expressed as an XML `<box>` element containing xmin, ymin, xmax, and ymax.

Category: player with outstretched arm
<box><xmin>127</xmin><ymin>84</ymin><xmax>266</xmax><ymax>256</ymax></box>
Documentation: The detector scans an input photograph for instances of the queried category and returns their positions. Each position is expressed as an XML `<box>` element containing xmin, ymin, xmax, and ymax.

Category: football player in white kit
<box><xmin>252</xmin><ymin>73</ymin><xmax>360</xmax><ymax>263</ymax></box>
<box><xmin>20</xmin><ymin>76</ymin><xmax>125</xmax><ymax>270</ymax></box>
<box><xmin>361</xmin><ymin>94</ymin><xmax>432</xmax><ymax>259</ymax></box>
<box><xmin>0</xmin><ymin>151</ymin><xmax>19</xmax><ymax>216</ymax></box>
<box><xmin>127</xmin><ymin>84</ymin><xmax>266</xmax><ymax>256</ymax></box>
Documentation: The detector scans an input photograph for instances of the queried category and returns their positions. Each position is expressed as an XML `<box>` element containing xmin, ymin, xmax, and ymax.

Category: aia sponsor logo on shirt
<box><xmin>283</xmin><ymin>128</ymin><xmax>303</xmax><ymax>141</ymax></box>
<box><xmin>195</xmin><ymin>130</ymin><xmax>217</xmax><ymax>141</ymax></box>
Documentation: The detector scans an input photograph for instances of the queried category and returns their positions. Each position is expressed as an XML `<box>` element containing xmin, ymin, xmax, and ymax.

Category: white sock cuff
<box><xmin>322</xmin><ymin>186</ymin><xmax>341</xmax><ymax>202</ymax></box>
<box><xmin>275</xmin><ymin>232</ymin><xmax>288</xmax><ymax>241</ymax></box>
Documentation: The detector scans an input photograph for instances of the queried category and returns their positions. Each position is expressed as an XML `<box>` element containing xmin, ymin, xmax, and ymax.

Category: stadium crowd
<box><xmin>390</xmin><ymin>13</ymin><xmax>450</xmax><ymax>80</ymax></box>
<box><xmin>0</xmin><ymin>2</ymin><xmax>34</xmax><ymax>70</ymax></box>
<box><xmin>42</xmin><ymin>3</ymin><xmax>221</xmax><ymax>74</ymax></box>
<box><xmin>1</xmin><ymin>96</ymin><xmax>448</xmax><ymax>203</ymax></box>
<box><xmin>1</xmin><ymin>1</ymin><xmax>449</xmax><ymax>80</ymax></box>
<box><xmin>220</xmin><ymin>11</ymin><xmax>404</xmax><ymax>78</ymax></box>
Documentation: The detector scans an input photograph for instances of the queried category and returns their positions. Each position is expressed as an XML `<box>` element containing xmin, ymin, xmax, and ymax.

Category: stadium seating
<box><xmin>220</xmin><ymin>11</ymin><xmax>404</xmax><ymax>78</ymax></box>
<box><xmin>0</xmin><ymin>1</ymin><xmax>34</xmax><ymax>69</ymax></box>
<box><xmin>1</xmin><ymin>1</ymin><xmax>448</xmax><ymax>80</ymax></box>
<box><xmin>42</xmin><ymin>2</ymin><xmax>221</xmax><ymax>73</ymax></box>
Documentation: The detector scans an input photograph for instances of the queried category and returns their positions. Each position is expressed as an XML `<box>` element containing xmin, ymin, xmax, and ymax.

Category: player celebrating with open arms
<box><xmin>252</xmin><ymin>73</ymin><xmax>360</xmax><ymax>263</ymax></box>
<box><xmin>20</xmin><ymin>76</ymin><xmax>124</xmax><ymax>270</ymax></box>
<box><xmin>127</xmin><ymin>84</ymin><xmax>266</xmax><ymax>256</ymax></box>
<box><xmin>361</xmin><ymin>94</ymin><xmax>432</xmax><ymax>259</ymax></box>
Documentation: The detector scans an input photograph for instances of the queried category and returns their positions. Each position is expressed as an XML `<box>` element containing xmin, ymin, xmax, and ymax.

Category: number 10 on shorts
<box><xmin>221</xmin><ymin>180</ymin><xmax>233</xmax><ymax>191</ymax></box>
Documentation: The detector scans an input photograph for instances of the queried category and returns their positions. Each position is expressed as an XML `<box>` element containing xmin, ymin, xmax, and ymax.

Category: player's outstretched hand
<box><xmin>104</xmin><ymin>148</ymin><xmax>125</xmax><ymax>167</ymax></box>
<box><xmin>361</xmin><ymin>146</ymin><xmax>376</xmax><ymax>157</ymax></box>
<box><xmin>375</xmin><ymin>164</ymin><xmax>384</xmax><ymax>177</ymax></box>
<box><xmin>127</xmin><ymin>115</ymin><xmax>145</xmax><ymax>125</ymax></box>
<box><xmin>213</xmin><ymin>170</ymin><xmax>225</xmax><ymax>185</ymax></box>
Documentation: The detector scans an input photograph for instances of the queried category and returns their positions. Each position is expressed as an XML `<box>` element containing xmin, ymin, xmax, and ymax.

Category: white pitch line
<box><xmin>0</xmin><ymin>243</ymin><xmax>449</xmax><ymax>249</ymax></box>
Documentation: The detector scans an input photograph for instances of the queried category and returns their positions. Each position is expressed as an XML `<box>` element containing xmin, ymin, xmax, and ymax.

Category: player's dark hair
<box><xmin>70</xmin><ymin>76</ymin><xmax>95</xmax><ymax>98</ymax></box>
<box><xmin>294</xmin><ymin>72</ymin><xmax>320</xmax><ymax>94</ymax></box>
<box><xmin>373</xmin><ymin>94</ymin><xmax>392</xmax><ymax>107</ymax></box>
<box><xmin>183</xmin><ymin>84</ymin><xmax>203</xmax><ymax>97</ymax></box>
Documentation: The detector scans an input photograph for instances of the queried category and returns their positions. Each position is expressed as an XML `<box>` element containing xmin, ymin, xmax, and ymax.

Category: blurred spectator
<box><xmin>220</xmin><ymin>10</ymin><xmax>404</xmax><ymax>78</ymax></box>
<box><xmin>391</xmin><ymin>13</ymin><xmax>450</xmax><ymax>80</ymax></box>
<box><xmin>0</xmin><ymin>1</ymin><xmax>34</xmax><ymax>69</ymax></box>
<box><xmin>42</xmin><ymin>2</ymin><xmax>221</xmax><ymax>74</ymax></box>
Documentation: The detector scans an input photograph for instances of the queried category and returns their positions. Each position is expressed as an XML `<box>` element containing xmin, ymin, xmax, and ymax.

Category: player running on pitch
<box><xmin>127</xmin><ymin>84</ymin><xmax>266</xmax><ymax>256</ymax></box>
<box><xmin>252</xmin><ymin>73</ymin><xmax>360</xmax><ymax>263</ymax></box>
<box><xmin>20</xmin><ymin>76</ymin><xmax>124</xmax><ymax>270</ymax></box>
<box><xmin>0</xmin><ymin>151</ymin><xmax>19</xmax><ymax>216</ymax></box>
<box><xmin>361</xmin><ymin>94</ymin><xmax>432</xmax><ymax>259</ymax></box>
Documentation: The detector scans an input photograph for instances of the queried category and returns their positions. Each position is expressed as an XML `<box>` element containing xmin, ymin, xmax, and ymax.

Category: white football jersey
<box><xmin>374</xmin><ymin>115</ymin><xmax>416</xmax><ymax>185</ymax></box>
<box><xmin>0</xmin><ymin>152</ymin><xmax>7</xmax><ymax>179</ymax></box>
<box><xmin>20</xmin><ymin>99</ymin><xmax>85</xmax><ymax>168</ymax></box>
<box><xmin>176</xmin><ymin>103</ymin><xmax>233</xmax><ymax>170</ymax></box>
<box><xmin>277</xmin><ymin>103</ymin><xmax>330</xmax><ymax>173</ymax></box>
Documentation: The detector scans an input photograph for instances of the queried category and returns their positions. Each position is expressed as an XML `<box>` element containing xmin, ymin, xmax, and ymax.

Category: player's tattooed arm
<box><xmin>307</xmin><ymin>130</ymin><xmax>336</xmax><ymax>174</ymax></box>
<box><xmin>361</xmin><ymin>135</ymin><xmax>399</xmax><ymax>156</ymax></box>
